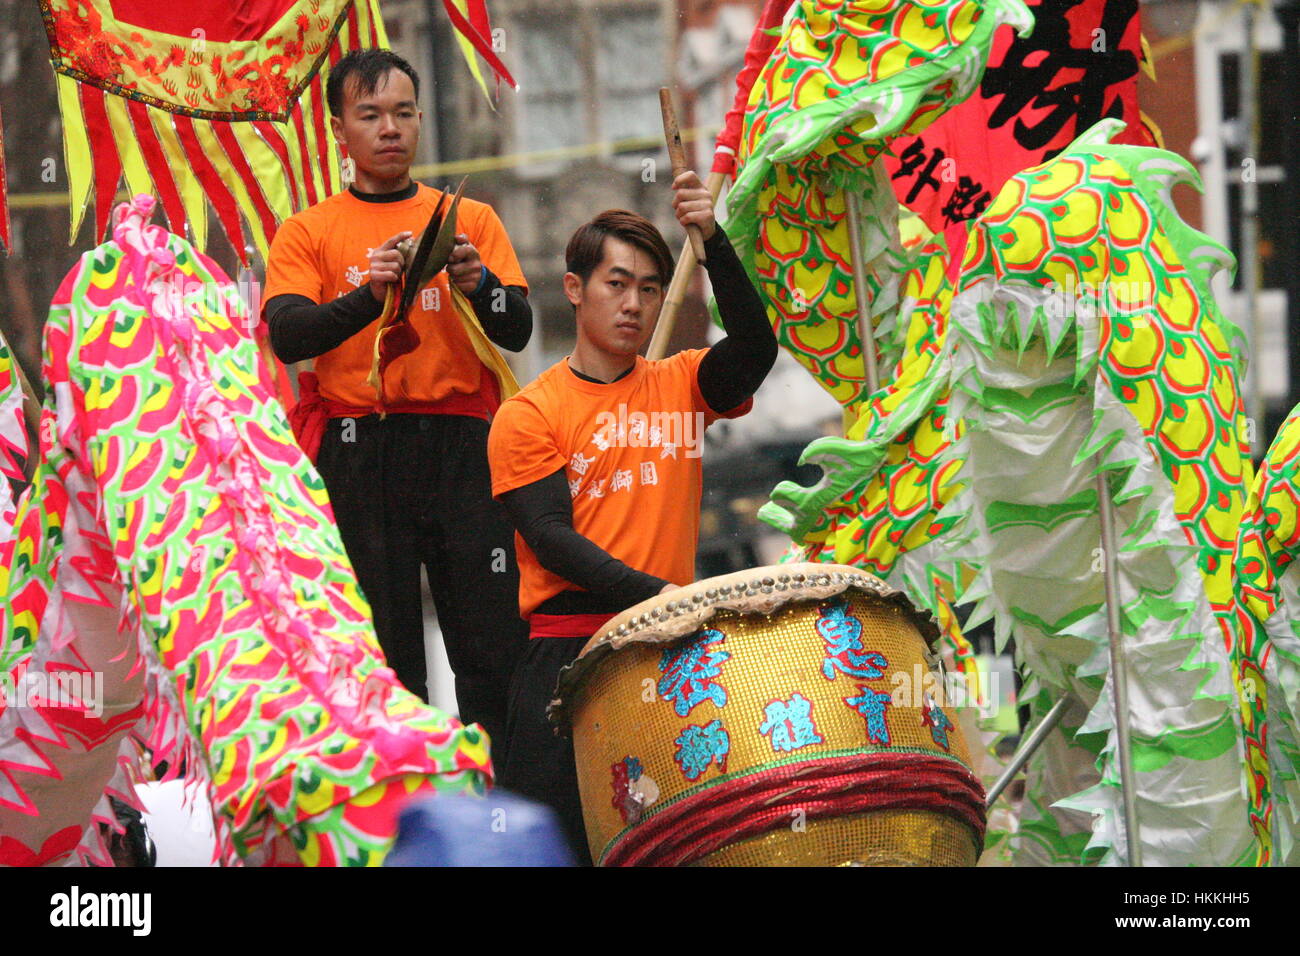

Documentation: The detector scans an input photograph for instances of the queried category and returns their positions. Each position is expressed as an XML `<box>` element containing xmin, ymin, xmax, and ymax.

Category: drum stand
<box><xmin>984</xmin><ymin>695</ymin><xmax>1071</xmax><ymax>809</ymax></box>
<box><xmin>983</xmin><ymin>472</ymin><xmax>1142</xmax><ymax>866</ymax></box>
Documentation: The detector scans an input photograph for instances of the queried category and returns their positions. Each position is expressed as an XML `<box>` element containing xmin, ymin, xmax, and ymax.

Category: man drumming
<box><xmin>487</xmin><ymin>172</ymin><xmax>777</xmax><ymax>862</ymax></box>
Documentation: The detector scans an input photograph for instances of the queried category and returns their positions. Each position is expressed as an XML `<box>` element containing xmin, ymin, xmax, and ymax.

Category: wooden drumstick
<box><xmin>659</xmin><ymin>87</ymin><xmax>707</xmax><ymax>265</ymax></box>
<box><xmin>647</xmin><ymin>170</ymin><xmax>726</xmax><ymax>361</ymax></box>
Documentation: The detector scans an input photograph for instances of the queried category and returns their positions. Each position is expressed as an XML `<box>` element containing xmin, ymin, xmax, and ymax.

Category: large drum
<box><xmin>549</xmin><ymin>564</ymin><xmax>986</xmax><ymax>866</ymax></box>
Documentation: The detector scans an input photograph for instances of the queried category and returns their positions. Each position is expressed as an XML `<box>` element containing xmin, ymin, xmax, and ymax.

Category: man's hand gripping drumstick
<box><xmin>671</xmin><ymin>170</ymin><xmax>717</xmax><ymax>245</ymax></box>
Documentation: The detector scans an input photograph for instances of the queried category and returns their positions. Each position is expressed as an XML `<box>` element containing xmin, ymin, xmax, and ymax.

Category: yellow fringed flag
<box><xmin>34</xmin><ymin>0</ymin><xmax>515</xmax><ymax>259</ymax></box>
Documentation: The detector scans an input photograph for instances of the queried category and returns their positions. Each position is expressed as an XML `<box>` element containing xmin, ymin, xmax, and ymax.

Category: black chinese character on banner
<box><xmin>891</xmin><ymin>140</ymin><xmax>946</xmax><ymax>203</ymax></box>
<box><xmin>980</xmin><ymin>0</ymin><xmax>1139</xmax><ymax>154</ymax></box>
<box><xmin>941</xmin><ymin>176</ymin><xmax>993</xmax><ymax>225</ymax></box>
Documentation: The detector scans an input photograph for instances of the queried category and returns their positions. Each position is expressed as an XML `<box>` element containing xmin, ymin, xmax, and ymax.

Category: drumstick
<box><xmin>659</xmin><ymin>87</ymin><xmax>707</xmax><ymax>265</ymax></box>
<box><xmin>647</xmin><ymin>170</ymin><xmax>726</xmax><ymax>361</ymax></box>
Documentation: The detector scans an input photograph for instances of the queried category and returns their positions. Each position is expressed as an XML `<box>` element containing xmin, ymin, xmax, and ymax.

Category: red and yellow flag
<box><xmin>27</xmin><ymin>0</ymin><xmax>514</xmax><ymax>259</ymax></box>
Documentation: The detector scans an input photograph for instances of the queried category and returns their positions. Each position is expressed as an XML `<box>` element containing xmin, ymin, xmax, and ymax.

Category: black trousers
<box><xmin>498</xmin><ymin>635</ymin><xmax>594</xmax><ymax>866</ymax></box>
<box><xmin>316</xmin><ymin>412</ymin><xmax>529</xmax><ymax>770</ymax></box>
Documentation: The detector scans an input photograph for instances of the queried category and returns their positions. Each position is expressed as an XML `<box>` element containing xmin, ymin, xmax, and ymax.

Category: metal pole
<box><xmin>985</xmin><ymin>695</ymin><xmax>1072</xmax><ymax>809</ymax></box>
<box><xmin>845</xmin><ymin>191</ymin><xmax>880</xmax><ymax>394</ymax></box>
<box><xmin>1097</xmin><ymin>468</ymin><xmax>1142</xmax><ymax>866</ymax></box>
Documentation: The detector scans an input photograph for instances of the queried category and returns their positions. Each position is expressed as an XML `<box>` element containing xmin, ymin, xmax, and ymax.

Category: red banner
<box><xmin>886</xmin><ymin>0</ymin><xmax>1155</xmax><ymax>233</ymax></box>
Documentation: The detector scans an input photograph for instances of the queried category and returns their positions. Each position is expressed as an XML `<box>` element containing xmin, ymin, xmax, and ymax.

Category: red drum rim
<box><xmin>599</xmin><ymin>749</ymin><xmax>985</xmax><ymax>866</ymax></box>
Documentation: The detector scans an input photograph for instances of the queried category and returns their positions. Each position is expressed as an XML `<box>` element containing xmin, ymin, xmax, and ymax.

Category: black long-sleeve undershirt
<box><xmin>500</xmin><ymin>468</ymin><xmax>669</xmax><ymax>616</ymax></box>
<box><xmin>266</xmin><ymin>267</ymin><xmax>531</xmax><ymax>365</ymax></box>
<box><xmin>695</xmin><ymin>226</ymin><xmax>778</xmax><ymax>413</ymax></box>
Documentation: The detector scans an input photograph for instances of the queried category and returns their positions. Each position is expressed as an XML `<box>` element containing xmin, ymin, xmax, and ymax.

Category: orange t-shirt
<box><xmin>263</xmin><ymin>184</ymin><xmax>527</xmax><ymax>410</ymax></box>
<box><xmin>488</xmin><ymin>351</ymin><xmax>751</xmax><ymax>619</ymax></box>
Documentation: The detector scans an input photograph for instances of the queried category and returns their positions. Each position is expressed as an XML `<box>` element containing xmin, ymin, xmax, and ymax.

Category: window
<box><xmin>596</xmin><ymin>8</ymin><xmax>666</xmax><ymax>144</ymax></box>
<box><xmin>515</xmin><ymin>16</ymin><xmax>583</xmax><ymax>155</ymax></box>
<box><xmin>1219</xmin><ymin>51</ymin><xmax>1287</xmax><ymax>291</ymax></box>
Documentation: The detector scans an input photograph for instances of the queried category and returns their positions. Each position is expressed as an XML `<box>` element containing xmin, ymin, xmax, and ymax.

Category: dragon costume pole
<box><xmin>845</xmin><ymin>192</ymin><xmax>881</xmax><ymax>395</ymax></box>
<box><xmin>1097</xmin><ymin>468</ymin><xmax>1142</xmax><ymax>866</ymax></box>
<box><xmin>1240</xmin><ymin>0</ymin><xmax>1262</xmax><ymax>456</ymax></box>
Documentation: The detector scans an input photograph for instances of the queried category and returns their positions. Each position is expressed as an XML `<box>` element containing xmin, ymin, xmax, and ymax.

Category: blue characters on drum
<box><xmin>759</xmin><ymin>693</ymin><xmax>824</xmax><ymax>753</ymax></box>
<box><xmin>844</xmin><ymin>686</ymin><xmax>893</xmax><ymax>746</ymax></box>
<box><xmin>816</xmin><ymin>600</ymin><xmax>889</xmax><ymax>681</ymax></box>
<box><xmin>674</xmin><ymin>719</ymin><xmax>731</xmax><ymax>780</ymax></box>
<box><xmin>658</xmin><ymin>629</ymin><xmax>731</xmax><ymax>717</ymax></box>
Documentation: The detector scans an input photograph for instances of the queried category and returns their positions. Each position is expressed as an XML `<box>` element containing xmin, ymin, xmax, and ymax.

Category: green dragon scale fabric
<box><xmin>729</xmin><ymin>0</ymin><xmax>1034</xmax><ymax>679</ymax></box>
<box><xmin>0</xmin><ymin>197</ymin><xmax>489</xmax><ymax>866</ymax></box>
<box><xmin>941</xmin><ymin>124</ymin><xmax>1259</xmax><ymax>865</ymax></box>
<box><xmin>1235</xmin><ymin>403</ymin><xmax>1300</xmax><ymax>865</ymax></box>
<box><xmin>734</xmin><ymin>3</ymin><xmax>1266</xmax><ymax>863</ymax></box>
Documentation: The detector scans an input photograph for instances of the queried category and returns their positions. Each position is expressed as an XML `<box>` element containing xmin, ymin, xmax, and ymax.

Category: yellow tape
<box><xmin>12</xmin><ymin>122</ymin><xmax>720</xmax><ymax>209</ymax></box>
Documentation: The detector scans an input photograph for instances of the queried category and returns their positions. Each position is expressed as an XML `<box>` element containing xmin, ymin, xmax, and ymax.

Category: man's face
<box><xmin>565</xmin><ymin>238</ymin><xmax>665</xmax><ymax>357</ymax></box>
<box><xmin>330</xmin><ymin>68</ymin><xmax>420</xmax><ymax>178</ymax></box>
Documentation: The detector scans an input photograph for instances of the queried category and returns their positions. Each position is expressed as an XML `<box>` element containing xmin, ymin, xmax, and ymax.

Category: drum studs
<box><xmin>762</xmin><ymin>577</ymin><xmax>774</xmax><ymax>587</ymax></box>
<box><xmin>705</xmin><ymin>589</ymin><xmax>718</xmax><ymax>599</ymax></box>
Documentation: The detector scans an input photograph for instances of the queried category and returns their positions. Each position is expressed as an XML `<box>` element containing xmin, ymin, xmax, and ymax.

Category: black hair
<box><xmin>565</xmin><ymin>210</ymin><xmax>674</xmax><ymax>288</ymax></box>
<box><xmin>326</xmin><ymin>49</ymin><xmax>420</xmax><ymax>116</ymax></box>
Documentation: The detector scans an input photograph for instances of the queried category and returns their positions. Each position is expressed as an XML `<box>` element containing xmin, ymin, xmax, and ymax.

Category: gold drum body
<box><xmin>550</xmin><ymin>564</ymin><xmax>986</xmax><ymax>866</ymax></box>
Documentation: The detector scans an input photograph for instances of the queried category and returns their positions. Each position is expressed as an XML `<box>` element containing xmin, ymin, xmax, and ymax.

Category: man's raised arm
<box><xmin>670</xmin><ymin>171</ymin><xmax>777</xmax><ymax>413</ymax></box>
